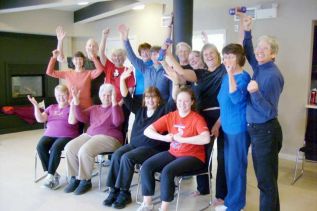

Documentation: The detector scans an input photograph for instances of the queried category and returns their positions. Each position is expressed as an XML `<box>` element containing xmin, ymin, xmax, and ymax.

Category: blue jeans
<box><xmin>247</xmin><ymin>119</ymin><xmax>283</xmax><ymax>211</ymax></box>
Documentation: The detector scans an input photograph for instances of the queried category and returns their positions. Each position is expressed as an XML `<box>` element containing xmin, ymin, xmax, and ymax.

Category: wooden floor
<box><xmin>0</xmin><ymin>129</ymin><xmax>316</xmax><ymax>211</ymax></box>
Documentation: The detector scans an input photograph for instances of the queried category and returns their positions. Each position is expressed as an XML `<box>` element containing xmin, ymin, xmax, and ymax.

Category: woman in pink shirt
<box><xmin>46</xmin><ymin>48</ymin><xmax>104</xmax><ymax>109</ymax></box>
<box><xmin>64</xmin><ymin>83</ymin><xmax>124</xmax><ymax>195</ymax></box>
<box><xmin>28</xmin><ymin>84</ymin><xmax>79</xmax><ymax>190</ymax></box>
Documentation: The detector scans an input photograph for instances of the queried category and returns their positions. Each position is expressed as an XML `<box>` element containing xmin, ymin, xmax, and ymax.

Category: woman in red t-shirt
<box><xmin>137</xmin><ymin>87</ymin><xmax>210</xmax><ymax>211</ymax></box>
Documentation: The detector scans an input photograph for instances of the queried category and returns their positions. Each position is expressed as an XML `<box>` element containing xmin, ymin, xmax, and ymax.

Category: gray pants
<box><xmin>65</xmin><ymin>133</ymin><xmax>121</xmax><ymax>180</ymax></box>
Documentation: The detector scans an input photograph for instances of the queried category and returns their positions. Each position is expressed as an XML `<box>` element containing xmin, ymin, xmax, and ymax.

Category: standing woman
<box><xmin>28</xmin><ymin>84</ymin><xmax>79</xmax><ymax>189</ymax></box>
<box><xmin>240</xmin><ymin>13</ymin><xmax>284</xmax><ymax>211</ymax></box>
<box><xmin>137</xmin><ymin>87</ymin><xmax>210</xmax><ymax>211</ymax></box>
<box><xmin>217</xmin><ymin>43</ymin><xmax>251</xmax><ymax>210</ymax></box>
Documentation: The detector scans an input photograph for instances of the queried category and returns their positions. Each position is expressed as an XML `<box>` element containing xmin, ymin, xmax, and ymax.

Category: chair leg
<box><xmin>291</xmin><ymin>149</ymin><xmax>305</xmax><ymax>185</ymax></box>
<box><xmin>136</xmin><ymin>171</ymin><xmax>142</xmax><ymax>204</ymax></box>
<box><xmin>175</xmin><ymin>177</ymin><xmax>182</xmax><ymax>211</ymax></box>
<box><xmin>34</xmin><ymin>151</ymin><xmax>47</xmax><ymax>183</ymax></box>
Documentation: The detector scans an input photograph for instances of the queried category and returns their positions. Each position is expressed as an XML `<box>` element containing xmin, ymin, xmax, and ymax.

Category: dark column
<box><xmin>173</xmin><ymin>0</ymin><xmax>193</xmax><ymax>48</ymax></box>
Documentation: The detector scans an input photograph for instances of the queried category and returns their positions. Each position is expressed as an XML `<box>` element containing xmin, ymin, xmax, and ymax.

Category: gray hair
<box><xmin>176</xmin><ymin>42</ymin><xmax>192</xmax><ymax>55</ymax></box>
<box><xmin>111</xmin><ymin>48</ymin><xmax>127</xmax><ymax>58</ymax></box>
<box><xmin>99</xmin><ymin>83</ymin><xmax>114</xmax><ymax>96</ymax></box>
<box><xmin>257</xmin><ymin>35</ymin><xmax>279</xmax><ymax>55</ymax></box>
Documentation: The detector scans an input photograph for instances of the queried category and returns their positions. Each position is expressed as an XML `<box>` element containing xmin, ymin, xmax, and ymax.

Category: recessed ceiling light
<box><xmin>78</xmin><ymin>1</ymin><xmax>89</xmax><ymax>6</ymax></box>
<box><xmin>132</xmin><ymin>4</ymin><xmax>145</xmax><ymax>10</ymax></box>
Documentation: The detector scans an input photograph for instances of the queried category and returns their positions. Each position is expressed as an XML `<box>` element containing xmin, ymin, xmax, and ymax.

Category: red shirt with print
<box><xmin>104</xmin><ymin>59</ymin><xmax>135</xmax><ymax>102</ymax></box>
<box><xmin>152</xmin><ymin>110</ymin><xmax>209</xmax><ymax>162</ymax></box>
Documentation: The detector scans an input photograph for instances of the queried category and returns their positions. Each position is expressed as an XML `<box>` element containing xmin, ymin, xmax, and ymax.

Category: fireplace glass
<box><xmin>11</xmin><ymin>75</ymin><xmax>43</xmax><ymax>98</ymax></box>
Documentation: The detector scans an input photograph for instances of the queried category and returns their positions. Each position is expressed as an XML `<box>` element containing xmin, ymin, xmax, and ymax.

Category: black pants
<box><xmin>248</xmin><ymin>118</ymin><xmax>283</xmax><ymax>211</ymax></box>
<box><xmin>141</xmin><ymin>151</ymin><xmax>205</xmax><ymax>202</ymax></box>
<box><xmin>106</xmin><ymin>144</ymin><xmax>160</xmax><ymax>190</ymax></box>
<box><xmin>197</xmin><ymin>109</ymin><xmax>227</xmax><ymax>199</ymax></box>
<box><xmin>36</xmin><ymin>136</ymin><xmax>72</xmax><ymax>175</ymax></box>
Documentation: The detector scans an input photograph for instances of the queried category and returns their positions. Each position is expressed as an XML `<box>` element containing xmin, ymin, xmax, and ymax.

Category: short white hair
<box><xmin>176</xmin><ymin>42</ymin><xmax>192</xmax><ymax>55</ymax></box>
<box><xmin>99</xmin><ymin>83</ymin><xmax>114</xmax><ymax>96</ymax></box>
<box><xmin>257</xmin><ymin>35</ymin><xmax>279</xmax><ymax>55</ymax></box>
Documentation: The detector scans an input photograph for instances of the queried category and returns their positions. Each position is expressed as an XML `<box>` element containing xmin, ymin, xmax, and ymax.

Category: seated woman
<box><xmin>64</xmin><ymin>83</ymin><xmax>124</xmax><ymax>195</ymax></box>
<box><xmin>103</xmin><ymin>66</ymin><xmax>179</xmax><ymax>209</ymax></box>
<box><xmin>137</xmin><ymin>87</ymin><xmax>210</xmax><ymax>211</ymax></box>
<box><xmin>28</xmin><ymin>84</ymin><xmax>79</xmax><ymax>190</ymax></box>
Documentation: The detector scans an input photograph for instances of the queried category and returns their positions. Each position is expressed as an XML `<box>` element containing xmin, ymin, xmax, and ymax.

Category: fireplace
<box><xmin>11</xmin><ymin>75</ymin><xmax>44</xmax><ymax>98</ymax></box>
<box><xmin>4</xmin><ymin>63</ymin><xmax>58</xmax><ymax>106</ymax></box>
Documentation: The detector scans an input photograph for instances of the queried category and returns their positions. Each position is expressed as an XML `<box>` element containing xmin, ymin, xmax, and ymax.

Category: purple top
<box><xmin>44</xmin><ymin>104</ymin><xmax>80</xmax><ymax>138</ymax></box>
<box><xmin>75</xmin><ymin>104</ymin><xmax>124</xmax><ymax>143</ymax></box>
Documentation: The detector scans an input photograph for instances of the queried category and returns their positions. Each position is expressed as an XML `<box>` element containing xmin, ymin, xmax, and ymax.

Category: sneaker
<box><xmin>103</xmin><ymin>188</ymin><xmax>119</xmax><ymax>207</ymax></box>
<box><xmin>42</xmin><ymin>174</ymin><xmax>54</xmax><ymax>189</ymax></box>
<box><xmin>50</xmin><ymin>173</ymin><xmax>61</xmax><ymax>190</ymax></box>
<box><xmin>215</xmin><ymin>205</ymin><xmax>227</xmax><ymax>211</ymax></box>
<box><xmin>136</xmin><ymin>202</ymin><xmax>154</xmax><ymax>211</ymax></box>
<box><xmin>64</xmin><ymin>176</ymin><xmax>80</xmax><ymax>193</ymax></box>
<box><xmin>112</xmin><ymin>190</ymin><xmax>132</xmax><ymax>209</ymax></box>
<box><xmin>73</xmin><ymin>179</ymin><xmax>92</xmax><ymax>195</ymax></box>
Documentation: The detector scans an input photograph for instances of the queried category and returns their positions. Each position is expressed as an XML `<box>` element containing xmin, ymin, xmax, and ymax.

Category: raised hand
<box><xmin>71</xmin><ymin>87</ymin><xmax>80</xmax><ymax>105</ymax></box>
<box><xmin>247</xmin><ymin>80</ymin><xmax>259</xmax><ymax>93</ymax></box>
<box><xmin>27</xmin><ymin>95</ymin><xmax>39</xmax><ymax>107</ymax></box>
<box><xmin>111</xmin><ymin>88</ymin><xmax>117</xmax><ymax>105</ymax></box>
<box><xmin>225</xmin><ymin>65</ymin><xmax>235</xmax><ymax>75</ymax></box>
<box><xmin>56</xmin><ymin>26</ymin><xmax>66</xmax><ymax>41</ymax></box>
<box><xmin>117</xmin><ymin>24</ymin><xmax>129</xmax><ymax>40</ymax></box>
<box><xmin>242</xmin><ymin>15</ymin><xmax>252</xmax><ymax>31</ymax></box>
<box><xmin>120</xmin><ymin>67</ymin><xmax>133</xmax><ymax>81</ymax></box>
<box><xmin>201</xmin><ymin>31</ymin><xmax>209</xmax><ymax>44</ymax></box>
<box><xmin>102</xmin><ymin>28</ymin><xmax>110</xmax><ymax>38</ymax></box>
<box><xmin>164</xmin><ymin>66</ymin><xmax>180</xmax><ymax>85</ymax></box>
<box><xmin>52</xmin><ymin>49</ymin><xmax>60</xmax><ymax>58</ymax></box>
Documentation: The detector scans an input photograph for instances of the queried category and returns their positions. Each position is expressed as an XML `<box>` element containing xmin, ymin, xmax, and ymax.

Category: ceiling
<box><xmin>0</xmin><ymin>0</ymin><xmax>275</xmax><ymax>23</ymax></box>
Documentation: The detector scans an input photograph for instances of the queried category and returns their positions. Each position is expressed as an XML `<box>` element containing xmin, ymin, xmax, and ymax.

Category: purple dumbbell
<box><xmin>229</xmin><ymin>6</ymin><xmax>247</xmax><ymax>15</ymax></box>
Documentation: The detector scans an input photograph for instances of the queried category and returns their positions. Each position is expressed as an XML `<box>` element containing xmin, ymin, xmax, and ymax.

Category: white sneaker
<box><xmin>136</xmin><ymin>202</ymin><xmax>154</xmax><ymax>211</ymax></box>
<box><xmin>42</xmin><ymin>174</ymin><xmax>54</xmax><ymax>188</ymax></box>
<box><xmin>215</xmin><ymin>205</ymin><xmax>227</xmax><ymax>211</ymax></box>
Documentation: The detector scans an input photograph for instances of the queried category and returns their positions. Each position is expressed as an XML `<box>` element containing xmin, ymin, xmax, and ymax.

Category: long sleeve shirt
<box><xmin>75</xmin><ymin>104</ymin><xmax>124</xmax><ymax>143</ymax></box>
<box><xmin>243</xmin><ymin>31</ymin><xmax>284</xmax><ymax>123</ymax></box>
<box><xmin>124</xmin><ymin>39</ymin><xmax>171</xmax><ymax>101</ymax></box>
<box><xmin>217</xmin><ymin>71</ymin><xmax>251</xmax><ymax>134</ymax></box>
<box><xmin>46</xmin><ymin>57</ymin><xmax>104</xmax><ymax>109</ymax></box>
<box><xmin>123</xmin><ymin>93</ymin><xmax>175</xmax><ymax>150</ymax></box>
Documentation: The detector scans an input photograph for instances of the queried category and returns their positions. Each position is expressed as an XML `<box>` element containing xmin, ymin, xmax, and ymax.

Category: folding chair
<box><xmin>135</xmin><ymin>138</ymin><xmax>215</xmax><ymax>211</ymax></box>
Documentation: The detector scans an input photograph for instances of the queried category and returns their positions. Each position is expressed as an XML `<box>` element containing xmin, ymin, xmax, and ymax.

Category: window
<box><xmin>192</xmin><ymin>30</ymin><xmax>226</xmax><ymax>53</ymax></box>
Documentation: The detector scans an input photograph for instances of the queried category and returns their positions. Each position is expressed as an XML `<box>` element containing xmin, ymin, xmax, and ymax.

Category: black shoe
<box><xmin>73</xmin><ymin>179</ymin><xmax>92</xmax><ymax>195</ymax></box>
<box><xmin>64</xmin><ymin>176</ymin><xmax>80</xmax><ymax>193</ymax></box>
<box><xmin>103</xmin><ymin>189</ymin><xmax>119</xmax><ymax>207</ymax></box>
<box><xmin>112</xmin><ymin>191</ymin><xmax>132</xmax><ymax>209</ymax></box>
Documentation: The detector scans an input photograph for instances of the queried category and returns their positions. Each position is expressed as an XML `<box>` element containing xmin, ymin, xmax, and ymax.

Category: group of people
<box><xmin>30</xmin><ymin>10</ymin><xmax>284</xmax><ymax>211</ymax></box>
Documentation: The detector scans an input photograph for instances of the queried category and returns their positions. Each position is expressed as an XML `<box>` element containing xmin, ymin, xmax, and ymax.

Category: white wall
<box><xmin>1</xmin><ymin>0</ymin><xmax>317</xmax><ymax>159</ymax></box>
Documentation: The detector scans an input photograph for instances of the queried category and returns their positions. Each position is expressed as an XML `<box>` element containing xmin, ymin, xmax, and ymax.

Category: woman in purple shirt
<box><xmin>28</xmin><ymin>84</ymin><xmax>79</xmax><ymax>190</ymax></box>
<box><xmin>64</xmin><ymin>83</ymin><xmax>124</xmax><ymax>195</ymax></box>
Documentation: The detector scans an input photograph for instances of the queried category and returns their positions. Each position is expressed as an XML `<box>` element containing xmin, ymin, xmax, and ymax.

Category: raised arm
<box><xmin>87</xmin><ymin>47</ymin><xmax>104</xmax><ymax>79</ymax></box>
<box><xmin>99</xmin><ymin>28</ymin><xmax>110</xmax><ymax>65</ymax></box>
<box><xmin>239</xmin><ymin>14</ymin><xmax>258</xmax><ymax>70</ymax></box>
<box><xmin>165</xmin><ymin>48</ymin><xmax>197</xmax><ymax>82</ymax></box>
<box><xmin>68</xmin><ymin>100</ymin><xmax>77</xmax><ymax>125</ymax></box>
<box><xmin>111</xmin><ymin>89</ymin><xmax>124</xmax><ymax>127</ymax></box>
<box><xmin>27</xmin><ymin>95</ymin><xmax>48</xmax><ymax>123</ymax></box>
<box><xmin>46</xmin><ymin>49</ymin><xmax>67</xmax><ymax>78</ymax></box>
<box><xmin>118</xmin><ymin>24</ymin><xmax>146</xmax><ymax>73</ymax></box>
<box><xmin>71</xmin><ymin>88</ymin><xmax>90</xmax><ymax>123</ymax></box>
<box><xmin>201</xmin><ymin>31</ymin><xmax>209</xmax><ymax>45</ymax></box>
<box><xmin>160</xmin><ymin>61</ymin><xmax>180</xmax><ymax>101</ymax></box>
<box><xmin>56</xmin><ymin>26</ymin><xmax>66</xmax><ymax>63</ymax></box>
